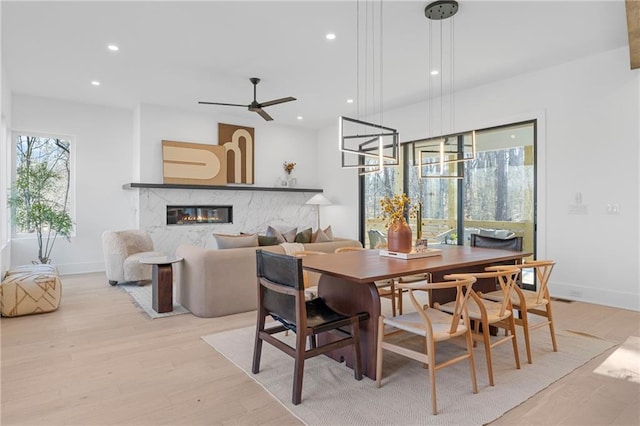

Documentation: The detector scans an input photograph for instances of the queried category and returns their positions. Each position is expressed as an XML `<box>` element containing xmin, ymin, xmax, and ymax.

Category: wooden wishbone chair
<box><xmin>438</xmin><ymin>266</ymin><xmax>521</xmax><ymax>386</ymax></box>
<box><xmin>481</xmin><ymin>260</ymin><xmax>558</xmax><ymax>364</ymax></box>
<box><xmin>334</xmin><ymin>246</ymin><xmax>401</xmax><ymax>317</ymax></box>
<box><xmin>290</xmin><ymin>250</ymin><xmax>326</xmax><ymax>299</ymax></box>
<box><xmin>376</xmin><ymin>275</ymin><xmax>478</xmax><ymax>415</ymax></box>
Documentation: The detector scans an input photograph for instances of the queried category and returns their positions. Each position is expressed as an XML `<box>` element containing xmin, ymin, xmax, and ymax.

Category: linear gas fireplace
<box><xmin>167</xmin><ymin>205</ymin><xmax>233</xmax><ymax>225</ymax></box>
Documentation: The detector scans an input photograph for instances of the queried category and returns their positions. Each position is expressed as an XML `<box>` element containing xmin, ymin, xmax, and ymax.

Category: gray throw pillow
<box><xmin>294</xmin><ymin>227</ymin><xmax>313</xmax><ymax>243</ymax></box>
<box><xmin>258</xmin><ymin>235</ymin><xmax>279</xmax><ymax>246</ymax></box>
<box><xmin>313</xmin><ymin>225</ymin><xmax>334</xmax><ymax>243</ymax></box>
<box><xmin>266</xmin><ymin>225</ymin><xmax>298</xmax><ymax>243</ymax></box>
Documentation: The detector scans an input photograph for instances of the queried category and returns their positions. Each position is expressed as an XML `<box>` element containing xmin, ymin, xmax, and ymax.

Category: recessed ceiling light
<box><xmin>430</xmin><ymin>70</ymin><xmax>439</xmax><ymax>76</ymax></box>
<box><xmin>510</xmin><ymin>134</ymin><xmax>516</xmax><ymax>139</ymax></box>
<box><xmin>347</xmin><ymin>99</ymin><xmax>354</xmax><ymax>103</ymax></box>
<box><xmin>297</xmin><ymin>116</ymin><xmax>303</xmax><ymax>120</ymax></box>
<box><xmin>326</xmin><ymin>33</ymin><xmax>336</xmax><ymax>40</ymax></box>
<box><xmin>91</xmin><ymin>81</ymin><xmax>101</xmax><ymax>86</ymax></box>
<box><xmin>107</xmin><ymin>44</ymin><xmax>119</xmax><ymax>52</ymax></box>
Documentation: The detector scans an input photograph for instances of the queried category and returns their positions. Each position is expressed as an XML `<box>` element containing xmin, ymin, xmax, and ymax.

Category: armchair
<box><xmin>101</xmin><ymin>229</ymin><xmax>163</xmax><ymax>285</ymax></box>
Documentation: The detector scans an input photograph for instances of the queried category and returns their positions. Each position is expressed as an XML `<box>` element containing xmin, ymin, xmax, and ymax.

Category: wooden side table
<box><xmin>139</xmin><ymin>256</ymin><xmax>183</xmax><ymax>313</ymax></box>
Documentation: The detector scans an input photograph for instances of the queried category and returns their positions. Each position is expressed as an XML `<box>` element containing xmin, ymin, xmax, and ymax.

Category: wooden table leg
<box><xmin>317</xmin><ymin>275</ymin><xmax>380</xmax><ymax>380</ymax></box>
<box><xmin>152</xmin><ymin>264</ymin><xmax>173</xmax><ymax>313</ymax></box>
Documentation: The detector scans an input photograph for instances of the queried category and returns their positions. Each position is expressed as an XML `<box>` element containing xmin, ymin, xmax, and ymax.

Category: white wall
<box><xmin>8</xmin><ymin>99</ymin><xmax>319</xmax><ymax>274</ymax></box>
<box><xmin>319</xmin><ymin>47</ymin><xmax>640</xmax><ymax>311</ymax></box>
<box><xmin>10</xmin><ymin>95</ymin><xmax>135</xmax><ymax>274</ymax></box>
<box><xmin>136</xmin><ymin>103</ymin><xmax>319</xmax><ymax>188</ymax></box>
<box><xmin>0</xmin><ymin>63</ymin><xmax>12</xmax><ymax>276</ymax></box>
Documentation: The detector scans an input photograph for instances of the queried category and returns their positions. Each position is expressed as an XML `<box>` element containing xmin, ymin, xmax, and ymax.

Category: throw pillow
<box><xmin>294</xmin><ymin>227</ymin><xmax>313</xmax><ymax>244</ymax></box>
<box><xmin>266</xmin><ymin>225</ymin><xmax>298</xmax><ymax>243</ymax></box>
<box><xmin>212</xmin><ymin>233</ymin><xmax>259</xmax><ymax>249</ymax></box>
<box><xmin>313</xmin><ymin>225</ymin><xmax>334</xmax><ymax>243</ymax></box>
<box><xmin>241</xmin><ymin>232</ymin><xmax>280</xmax><ymax>246</ymax></box>
<box><xmin>258</xmin><ymin>235</ymin><xmax>279</xmax><ymax>246</ymax></box>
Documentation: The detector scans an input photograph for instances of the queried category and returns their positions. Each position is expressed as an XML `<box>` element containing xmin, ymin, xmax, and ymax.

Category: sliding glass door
<box><xmin>361</xmin><ymin>120</ymin><xmax>536</xmax><ymax>257</ymax></box>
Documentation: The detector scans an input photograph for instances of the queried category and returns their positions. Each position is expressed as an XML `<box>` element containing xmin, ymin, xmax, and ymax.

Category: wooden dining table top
<box><xmin>302</xmin><ymin>245</ymin><xmax>532</xmax><ymax>284</ymax></box>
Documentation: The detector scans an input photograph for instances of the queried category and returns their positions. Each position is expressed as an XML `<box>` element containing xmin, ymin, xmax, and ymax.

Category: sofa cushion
<box><xmin>294</xmin><ymin>227</ymin><xmax>313</xmax><ymax>243</ymax></box>
<box><xmin>212</xmin><ymin>233</ymin><xmax>259</xmax><ymax>249</ymax></box>
<box><xmin>313</xmin><ymin>225</ymin><xmax>334</xmax><ymax>243</ymax></box>
<box><xmin>266</xmin><ymin>225</ymin><xmax>297</xmax><ymax>243</ymax></box>
<box><xmin>258</xmin><ymin>235</ymin><xmax>279</xmax><ymax>246</ymax></box>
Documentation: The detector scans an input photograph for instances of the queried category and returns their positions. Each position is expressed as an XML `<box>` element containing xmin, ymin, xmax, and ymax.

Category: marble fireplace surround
<box><xmin>124</xmin><ymin>183</ymin><xmax>323</xmax><ymax>256</ymax></box>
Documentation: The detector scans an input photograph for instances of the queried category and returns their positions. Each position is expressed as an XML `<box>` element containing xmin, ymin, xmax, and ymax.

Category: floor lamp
<box><xmin>306</xmin><ymin>193</ymin><xmax>332</xmax><ymax>230</ymax></box>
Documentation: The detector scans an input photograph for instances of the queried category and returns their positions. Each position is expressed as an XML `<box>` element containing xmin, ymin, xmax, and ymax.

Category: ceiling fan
<box><xmin>199</xmin><ymin>77</ymin><xmax>296</xmax><ymax>121</ymax></box>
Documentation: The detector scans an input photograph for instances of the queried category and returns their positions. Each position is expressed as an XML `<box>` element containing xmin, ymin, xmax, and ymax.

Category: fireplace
<box><xmin>167</xmin><ymin>205</ymin><xmax>233</xmax><ymax>225</ymax></box>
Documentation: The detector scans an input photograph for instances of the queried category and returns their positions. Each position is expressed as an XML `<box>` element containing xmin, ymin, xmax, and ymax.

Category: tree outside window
<box><xmin>9</xmin><ymin>134</ymin><xmax>73</xmax><ymax>264</ymax></box>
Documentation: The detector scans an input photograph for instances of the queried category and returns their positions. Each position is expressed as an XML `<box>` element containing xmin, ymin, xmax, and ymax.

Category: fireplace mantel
<box><xmin>123</xmin><ymin>183</ymin><xmax>323</xmax><ymax>193</ymax></box>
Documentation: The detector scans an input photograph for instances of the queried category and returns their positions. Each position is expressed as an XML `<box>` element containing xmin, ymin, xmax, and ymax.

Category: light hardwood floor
<box><xmin>1</xmin><ymin>272</ymin><xmax>639</xmax><ymax>425</ymax></box>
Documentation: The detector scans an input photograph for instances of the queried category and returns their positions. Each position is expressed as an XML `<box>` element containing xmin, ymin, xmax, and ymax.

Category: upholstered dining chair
<box><xmin>438</xmin><ymin>266</ymin><xmax>522</xmax><ymax>386</ymax></box>
<box><xmin>481</xmin><ymin>260</ymin><xmax>557</xmax><ymax>364</ymax></box>
<box><xmin>101</xmin><ymin>229</ymin><xmax>163</xmax><ymax>285</ymax></box>
<box><xmin>334</xmin><ymin>246</ymin><xmax>401</xmax><ymax>317</ymax></box>
<box><xmin>376</xmin><ymin>275</ymin><xmax>478</xmax><ymax>415</ymax></box>
<box><xmin>252</xmin><ymin>250</ymin><xmax>369</xmax><ymax>405</ymax></box>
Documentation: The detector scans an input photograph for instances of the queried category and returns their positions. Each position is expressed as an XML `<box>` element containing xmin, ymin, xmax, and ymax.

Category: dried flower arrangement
<box><xmin>380</xmin><ymin>193</ymin><xmax>414</xmax><ymax>230</ymax></box>
<box><xmin>283</xmin><ymin>161</ymin><xmax>296</xmax><ymax>175</ymax></box>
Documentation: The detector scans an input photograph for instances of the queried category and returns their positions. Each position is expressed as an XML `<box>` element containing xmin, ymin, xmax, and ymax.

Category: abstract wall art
<box><xmin>162</xmin><ymin>140</ymin><xmax>226</xmax><ymax>185</ymax></box>
<box><xmin>218</xmin><ymin>123</ymin><xmax>254</xmax><ymax>184</ymax></box>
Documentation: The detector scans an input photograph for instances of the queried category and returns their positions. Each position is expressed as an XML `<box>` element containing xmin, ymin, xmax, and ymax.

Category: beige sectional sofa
<box><xmin>175</xmin><ymin>238</ymin><xmax>362</xmax><ymax>318</ymax></box>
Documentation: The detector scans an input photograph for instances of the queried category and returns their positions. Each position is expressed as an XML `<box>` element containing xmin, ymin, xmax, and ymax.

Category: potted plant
<box><xmin>9</xmin><ymin>162</ymin><xmax>73</xmax><ymax>264</ymax></box>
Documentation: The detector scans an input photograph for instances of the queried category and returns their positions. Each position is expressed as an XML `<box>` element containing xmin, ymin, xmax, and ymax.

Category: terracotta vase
<box><xmin>387</xmin><ymin>221</ymin><xmax>413</xmax><ymax>253</ymax></box>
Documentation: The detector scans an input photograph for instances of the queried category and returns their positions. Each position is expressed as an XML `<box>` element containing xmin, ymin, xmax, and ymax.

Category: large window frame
<box><xmin>360</xmin><ymin>120</ymin><xmax>537</xmax><ymax>258</ymax></box>
<box><xmin>10</xmin><ymin>131</ymin><xmax>76</xmax><ymax>239</ymax></box>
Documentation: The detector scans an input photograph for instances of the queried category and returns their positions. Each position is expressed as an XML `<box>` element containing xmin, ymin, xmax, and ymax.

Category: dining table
<box><xmin>302</xmin><ymin>244</ymin><xmax>532</xmax><ymax>379</ymax></box>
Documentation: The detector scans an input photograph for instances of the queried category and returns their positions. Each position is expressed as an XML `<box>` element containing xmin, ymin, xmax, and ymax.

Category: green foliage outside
<box><xmin>9</xmin><ymin>136</ymin><xmax>73</xmax><ymax>264</ymax></box>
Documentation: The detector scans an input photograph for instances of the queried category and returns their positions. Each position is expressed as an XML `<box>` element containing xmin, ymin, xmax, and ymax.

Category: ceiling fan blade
<box><xmin>198</xmin><ymin>101</ymin><xmax>249</xmax><ymax>107</ymax></box>
<box><xmin>254</xmin><ymin>108</ymin><xmax>273</xmax><ymax>121</ymax></box>
<box><xmin>259</xmin><ymin>97</ymin><xmax>297</xmax><ymax>108</ymax></box>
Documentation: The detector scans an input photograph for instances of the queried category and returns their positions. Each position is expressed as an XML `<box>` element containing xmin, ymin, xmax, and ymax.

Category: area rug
<box><xmin>118</xmin><ymin>282</ymin><xmax>189</xmax><ymax>319</ymax></box>
<box><xmin>202</xmin><ymin>325</ymin><xmax>614</xmax><ymax>425</ymax></box>
<box><xmin>594</xmin><ymin>335</ymin><xmax>640</xmax><ymax>384</ymax></box>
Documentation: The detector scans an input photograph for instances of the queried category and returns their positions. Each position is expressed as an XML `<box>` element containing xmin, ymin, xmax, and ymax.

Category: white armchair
<box><xmin>101</xmin><ymin>230</ymin><xmax>164</xmax><ymax>285</ymax></box>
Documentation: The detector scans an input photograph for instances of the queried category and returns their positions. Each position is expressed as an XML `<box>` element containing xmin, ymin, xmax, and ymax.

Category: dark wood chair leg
<box><xmin>292</xmin><ymin>332</ymin><xmax>306</xmax><ymax>405</ymax></box>
<box><xmin>252</xmin><ymin>313</ymin><xmax>266</xmax><ymax>374</ymax></box>
<box><xmin>352</xmin><ymin>318</ymin><xmax>363</xmax><ymax>381</ymax></box>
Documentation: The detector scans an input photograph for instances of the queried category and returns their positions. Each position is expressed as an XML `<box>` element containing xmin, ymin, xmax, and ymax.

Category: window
<box><xmin>361</xmin><ymin>120</ymin><xmax>536</xmax><ymax>257</ymax></box>
<box><xmin>11</xmin><ymin>133</ymin><xmax>74</xmax><ymax>237</ymax></box>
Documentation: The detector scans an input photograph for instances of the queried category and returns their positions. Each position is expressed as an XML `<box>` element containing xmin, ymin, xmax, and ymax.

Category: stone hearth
<box><xmin>126</xmin><ymin>184</ymin><xmax>321</xmax><ymax>256</ymax></box>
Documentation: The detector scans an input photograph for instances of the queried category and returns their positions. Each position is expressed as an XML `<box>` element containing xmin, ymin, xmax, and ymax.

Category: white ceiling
<box><xmin>1</xmin><ymin>0</ymin><xmax>629</xmax><ymax>130</ymax></box>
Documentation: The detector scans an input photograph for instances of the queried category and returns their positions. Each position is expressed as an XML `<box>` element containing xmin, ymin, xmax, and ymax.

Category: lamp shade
<box><xmin>305</xmin><ymin>193</ymin><xmax>332</xmax><ymax>206</ymax></box>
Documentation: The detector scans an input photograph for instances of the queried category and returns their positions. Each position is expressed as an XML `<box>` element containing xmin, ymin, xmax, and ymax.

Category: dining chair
<box><xmin>437</xmin><ymin>266</ymin><xmax>521</xmax><ymax>386</ymax></box>
<box><xmin>290</xmin><ymin>250</ymin><xmax>326</xmax><ymax>299</ymax></box>
<box><xmin>376</xmin><ymin>275</ymin><xmax>478</xmax><ymax>415</ymax></box>
<box><xmin>367</xmin><ymin>229</ymin><xmax>387</xmax><ymax>249</ymax></box>
<box><xmin>481</xmin><ymin>260</ymin><xmax>557</xmax><ymax>364</ymax></box>
<box><xmin>252</xmin><ymin>250</ymin><xmax>369</xmax><ymax>405</ymax></box>
<box><xmin>334</xmin><ymin>246</ymin><xmax>400</xmax><ymax>317</ymax></box>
